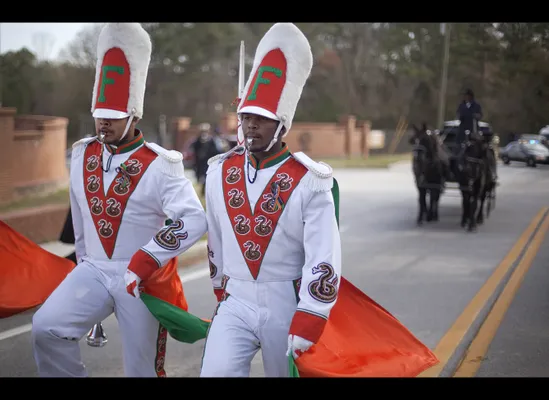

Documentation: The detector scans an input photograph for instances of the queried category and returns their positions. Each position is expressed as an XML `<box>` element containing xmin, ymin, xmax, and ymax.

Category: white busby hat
<box><xmin>237</xmin><ymin>23</ymin><xmax>313</xmax><ymax>144</ymax></box>
<box><xmin>91</xmin><ymin>23</ymin><xmax>152</xmax><ymax>120</ymax></box>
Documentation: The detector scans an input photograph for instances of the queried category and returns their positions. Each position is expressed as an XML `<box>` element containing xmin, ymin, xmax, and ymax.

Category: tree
<box><xmin>58</xmin><ymin>23</ymin><xmax>104</xmax><ymax>68</ymax></box>
<box><xmin>31</xmin><ymin>32</ymin><xmax>56</xmax><ymax>62</ymax></box>
<box><xmin>0</xmin><ymin>49</ymin><xmax>37</xmax><ymax>113</ymax></box>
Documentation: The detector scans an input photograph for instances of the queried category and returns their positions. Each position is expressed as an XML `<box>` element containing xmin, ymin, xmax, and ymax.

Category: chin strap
<box><xmin>118</xmin><ymin>108</ymin><xmax>137</xmax><ymax>144</ymax></box>
<box><xmin>264</xmin><ymin>121</ymin><xmax>285</xmax><ymax>152</ymax></box>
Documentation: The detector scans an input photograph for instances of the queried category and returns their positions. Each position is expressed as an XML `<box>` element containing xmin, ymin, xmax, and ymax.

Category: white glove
<box><xmin>124</xmin><ymin>269</ymin><xmax>142</xmax><ymax>298</ymax></box>
<box><xmin>286</xmin><ymin>334</ymin><xmax>314</xmax><ymax>359</ymax></box>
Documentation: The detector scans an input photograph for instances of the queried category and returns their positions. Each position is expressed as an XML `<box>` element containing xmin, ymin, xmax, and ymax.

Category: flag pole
<box><xmin>236</xmin><ymin>40</ymin><xmax>245</xmax><ymax>145</ymax></box>
<box><xmin>238</xmin><ymin>40</ymin><xmax>245</xmax><ymax>99</ymax></box>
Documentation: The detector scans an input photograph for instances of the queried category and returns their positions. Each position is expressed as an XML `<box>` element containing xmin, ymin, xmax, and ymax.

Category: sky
<box><xmin>0</xmin><ymin>23</ymin><xmax>94</xmax><ymax>60</ymax></box>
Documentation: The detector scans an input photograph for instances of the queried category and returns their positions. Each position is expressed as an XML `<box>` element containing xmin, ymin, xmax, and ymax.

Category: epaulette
<box><xmin>207</xmin><ymin>145</ymin><xmax>245</xmax><ymax>175</ymax></box>
<box><xmin>292</xmin><ymin>151</ymin><xmax>334</xmax><ymax>193</ymax></box>
<box><xmin>71</xmin><ymin>136</ymin><xmax>97</xmax><ymax>159</ymax></box>
<box><xmin>145</xmin><ymin>142</ymin><xmax>184</xmax><ymax>177</ymax></box>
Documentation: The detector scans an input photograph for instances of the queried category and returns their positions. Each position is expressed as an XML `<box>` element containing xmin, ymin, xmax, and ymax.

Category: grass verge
<box><xmin>0</xmin><ymin>153</ymin><xmax>406</xmax><ymax>215</ymax></box>
<box><xmin>320</xmin><ymin>152</ymin><xmax>411</xmax><ymax>169</ymax></box>
<box><xmin>0</xmin><ymin>188</ymin><xmax>69</xmax><ymax>215</ymax></box>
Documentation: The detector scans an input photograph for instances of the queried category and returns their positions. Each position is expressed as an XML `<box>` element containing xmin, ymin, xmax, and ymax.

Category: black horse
<box><xmin>409</xmin><ymin>123</ymin><xmax>446</xmax><ymax>225</ymax></box>
<box><xmin>475</xmin><ymin>139</ymin><xmax>497</xmax><ymax>225</ymax></box>
<box><xmin>454</xmin><ymin>130</ymin><xmax>489</xmax><ymax>232</ymax></box>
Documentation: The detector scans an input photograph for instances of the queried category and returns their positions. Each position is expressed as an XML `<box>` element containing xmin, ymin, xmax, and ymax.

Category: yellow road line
<box><xmin>452</xmin><ymin>210</ymin><xmax>549</xmax><ymax>377</ymax></box>
<box><xmin>418</xmin><ymin>206</ymin><xmax>549</xmax><ymax>377</ymax></box>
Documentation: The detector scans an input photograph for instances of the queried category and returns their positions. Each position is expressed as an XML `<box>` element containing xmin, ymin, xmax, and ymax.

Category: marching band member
<box><xmin>200</xmin><ymin>22</ymin><xmax>341</xmax><ymax>377</ymax></box>
<box><xmin>31</xmin><ymin>23</ymin><xmax>207</xmax><ymax>377</ymax></box>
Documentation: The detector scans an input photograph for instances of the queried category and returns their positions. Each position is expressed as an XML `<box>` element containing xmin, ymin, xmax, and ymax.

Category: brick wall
<box><xmin>172</xmin><ymin>112</ymin><xmax>372</xmax><ymax>159</ymax></box>
<box><xmin>0</xmin><ymin>109</ymin><xmax>16</xmax><ymax>205</ymax></box>
<box><xmin>0</xmin><ymin>108</ymin><xmax>69</xmax><ymax>207</ymax></box>
<box><xmin>0</xmin><ymin>204</ymin><xmax>70</xmax><ymax>244</ymax></box>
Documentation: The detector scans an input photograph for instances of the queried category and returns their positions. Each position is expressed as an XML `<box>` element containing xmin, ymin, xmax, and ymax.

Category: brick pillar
<box><xmin>171</xmin><ymin>117</ymin><xmax>192</xmax><ymax>152</ymax></box>
<box><xmin>0</xmin><ymin>108</ymin><xmax>17</xmax><ymax>206</ymax></box>
<box><xmin>220</xmin><ymin>112</ymin><xmax>238</xmax><ymax>133</ymax></box>
<box><xmin>339</xmin><ymin>115</ymin><xmax>356</xmax><ymax>158</ymax></box>
<box><xmin>361</xmin><ymin>120</ymin><xmax>371</xmax><ymax>158</ymax></box>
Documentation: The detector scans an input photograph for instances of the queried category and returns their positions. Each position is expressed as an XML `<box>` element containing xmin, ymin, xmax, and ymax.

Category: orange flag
<box><xmin>0</xmin><ymin>219</ymin><xmax>209</xmax><ymax>343</ymax></box>
<box><xmin>289</xmin><ymin>178</ymin><xmax>439</xmax><ymax>377</ymax></box>
<box><xmin>0</xmin><ymin>221</ymin><xmax>76</xmax><ymax>318</ymax></box>
<box><xmin>294</xmin><ymin>277</ymin><xmax>439</xmax><ymax>377</ymax></box>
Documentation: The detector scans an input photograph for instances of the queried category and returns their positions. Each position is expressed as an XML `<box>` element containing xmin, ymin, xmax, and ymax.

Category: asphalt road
<box><xmin>475</xmin><ymin>224</ymin><xmax>549</xmax><ymax>377</ymax></box>
<box><xmin>1</xmin><ymin>160</ymin><xmax>549</xmax><ymax>377</ymax></box>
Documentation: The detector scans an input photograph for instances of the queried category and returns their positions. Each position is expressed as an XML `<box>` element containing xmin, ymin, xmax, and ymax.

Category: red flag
<box><xmin>0</xmin><ymin>219</ymin><xmax>209</xmax><ymax>342</ymax></box>
<box><xmin>0</xmin><ymin>221</ymin><xmax>76</xmax><ymax>318</ymax></box>
<box><xmin>294</xmin><ymin>277</ymin><xmax>439</xmax><ymax>377</ymax></box>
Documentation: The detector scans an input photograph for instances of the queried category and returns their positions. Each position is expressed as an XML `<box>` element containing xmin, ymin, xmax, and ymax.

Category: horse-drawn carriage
<box><xmin>437</xmin><ymin>120</ymin><xmax>498</xmax><ymax>190</ymax></box>
<box><xmin>410</xmin><ymin>120</ymin><xmax>497</xmax><ymax>231</ymax></box>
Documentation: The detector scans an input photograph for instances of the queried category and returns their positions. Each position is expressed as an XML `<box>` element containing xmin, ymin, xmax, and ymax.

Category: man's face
<box><xmin>200</xmin><ymin>131</ymin><xmax>211</xmax><ymax>141</ymax></box>
<box><xmin>95</xmin><ymin>117</ymin><xmax>136</xmax><ymax>145</ymax></box>
<box><xmin>464</xmin><ymin>94</ymin><xmax>473</xmax><ymax>103</ymax></box>
<box><xmin>241</xmin><ymin>113</ymin><xmax>280</xmax><ymax>153</ymax></box>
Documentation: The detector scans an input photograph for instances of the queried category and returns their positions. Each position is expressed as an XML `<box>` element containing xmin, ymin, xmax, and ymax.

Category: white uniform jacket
<box><xmin>205</xmin><ymin>144</ymin><xmax>342</xmax><ymax>343</ymax></box>
<box><xmin>69</xmin><ymin>132</ymin><xmax>207</xmax><ymax>280</ymax></box>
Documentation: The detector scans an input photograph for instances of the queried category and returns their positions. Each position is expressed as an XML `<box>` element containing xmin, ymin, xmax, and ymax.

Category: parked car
<box><xmin>519</xmin><ymin>133</ymin><xmax>546</xmax><ymax>144</ymax></box>
<box><xmin>499</xmin><ymin>140</ymin><xmax>549</xmax><ymax>167</ymax></box>
<box><xmin>534</xmin><ymin>127</ymin><xmax>549</xmax><ymax>149</ymax></box>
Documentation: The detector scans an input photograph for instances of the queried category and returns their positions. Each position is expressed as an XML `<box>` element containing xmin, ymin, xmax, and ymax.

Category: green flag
<box><xmin>288</xmin><ymin>354</ymin><xmax>300</xmax><ymax>377</ymax></box>
<box><xmin>141</xmin><ymin>292</ymin><xmax>210</xmax><ymax>343</ymax></box>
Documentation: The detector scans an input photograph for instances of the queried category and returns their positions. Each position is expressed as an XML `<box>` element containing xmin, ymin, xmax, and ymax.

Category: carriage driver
<box><xmin>456</xmin><ymin>88</ymin><xmax>497</xmax><ymax>181</ymax></box>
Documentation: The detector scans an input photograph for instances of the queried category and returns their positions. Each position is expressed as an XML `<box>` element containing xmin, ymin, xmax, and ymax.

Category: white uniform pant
<box><xmin>31</xmin><ymin>258</ymin><xmax>167</xmax><ymax>377</ymax></box>
<box><xmin>200</xmin><ymin>278</ymin><xmax>298</xmax><ymax>377</ymax></box>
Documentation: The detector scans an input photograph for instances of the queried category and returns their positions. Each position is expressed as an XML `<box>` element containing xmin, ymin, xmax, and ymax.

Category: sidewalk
<box><xmin>39</xmin><ymin>239</ymin><xmax>209</xmax><ymax>269</ymax></box>
<box><xmin>39</xmin><ymin>242</ymin><xmax>75</xmax><ymax>258</ymax></box>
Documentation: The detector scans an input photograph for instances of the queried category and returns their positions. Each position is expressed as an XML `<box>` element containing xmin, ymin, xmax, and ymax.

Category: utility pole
<box><xmin>437</xmin><ymin>23</ymin><xmax>451</xmax><ymax>129</ymax></box>
<box><xmin>159</xmin><ymin>114</ymin><xmax>169</xmax><ymax>148</ymax></box>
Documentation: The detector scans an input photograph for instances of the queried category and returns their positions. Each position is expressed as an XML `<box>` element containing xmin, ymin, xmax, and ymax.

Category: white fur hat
<box><xmin>91</xmin><ymin>23</ymin><xmax>152</xmax><ymax>120</ymax></box>
<box><xmin>237</xmin><ymin>23</ymin><xmax>313</xmax><ymax>134</ymax></box>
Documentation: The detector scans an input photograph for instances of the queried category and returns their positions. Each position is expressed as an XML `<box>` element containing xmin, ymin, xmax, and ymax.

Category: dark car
<box><xmin>538</xmin><ymin>126</ymin><xmax>549</xmax><ymax>147</ymax></box>
<box><xmin>499</xmin><ymin>140</ymin><xmax>549</xmax><ymax>167</ymax></box>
